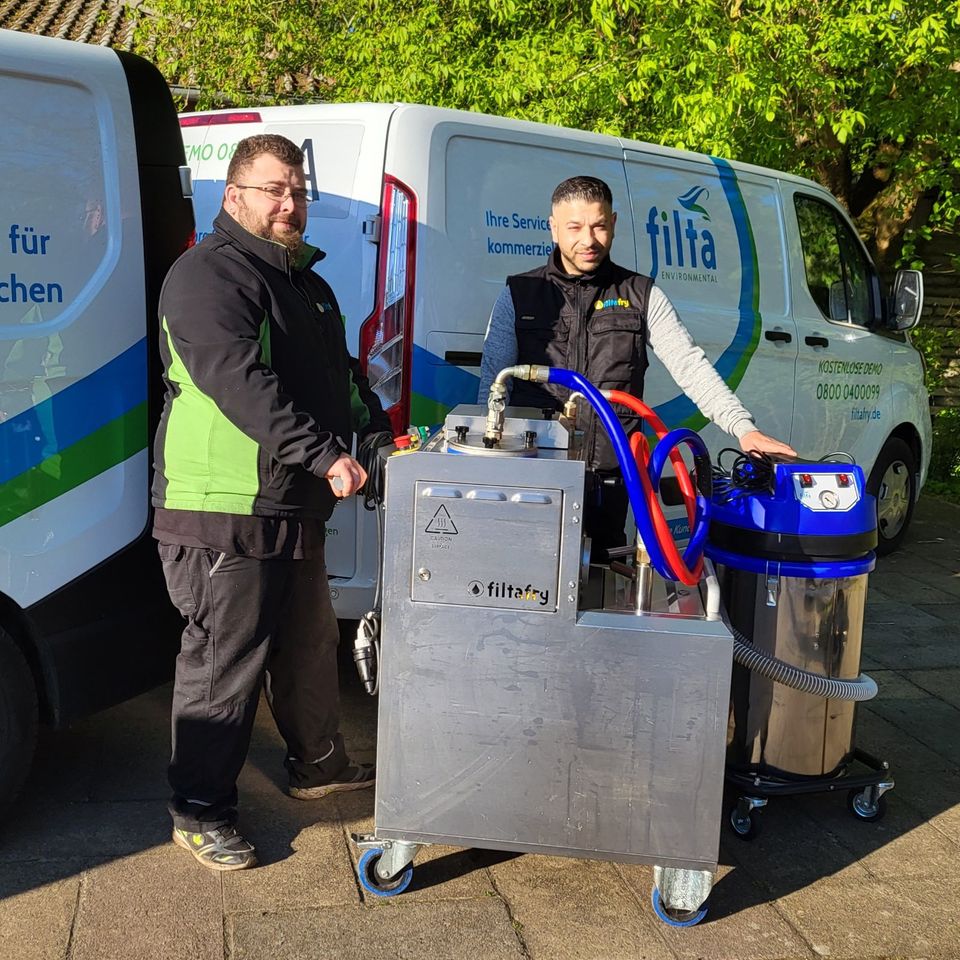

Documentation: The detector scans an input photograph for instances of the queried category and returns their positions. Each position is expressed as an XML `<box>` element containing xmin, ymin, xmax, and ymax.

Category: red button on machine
<box><xmin>799</xmin><ymin>473</ymin><xmax>813</xmax><ymax>488</ymax></box>
<box><xmin>837</xmin><ymin>474</ymin><xmax>850</xmax><ymax>487</ymax></box>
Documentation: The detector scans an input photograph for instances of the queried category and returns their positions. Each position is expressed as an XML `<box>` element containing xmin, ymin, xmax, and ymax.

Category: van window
<box><xmin>794</xmin><ymin>195</ymin><xmax>873</xmax><ymax>326</ymax></box>
<box><xmin>1</xmin><ymin>77</ymin><xmax>110</xmax><ymax>336</ymax></box>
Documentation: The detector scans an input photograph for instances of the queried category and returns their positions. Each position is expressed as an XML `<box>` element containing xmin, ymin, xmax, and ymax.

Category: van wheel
<box><xmin>0</xmin><ymin>628</ymin><xmax>38</xmax><ymax>816</ymax></box>
<box><xmin>867</xmin><ymin>437</ymin><xmax>917</xmax><ymax>555</ymax></box>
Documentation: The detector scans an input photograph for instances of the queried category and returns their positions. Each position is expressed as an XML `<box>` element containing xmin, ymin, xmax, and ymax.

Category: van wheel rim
<box><xmin>877</xmin><ymin>460</ymin><xmax>909</xmax><ymax>539</ymax></box>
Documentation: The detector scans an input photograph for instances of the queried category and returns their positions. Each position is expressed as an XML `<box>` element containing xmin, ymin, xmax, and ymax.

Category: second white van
<box><xmin>180</xmin><ymin>103</ymin><xmax>930</xmax><ymax>617</ymax></box>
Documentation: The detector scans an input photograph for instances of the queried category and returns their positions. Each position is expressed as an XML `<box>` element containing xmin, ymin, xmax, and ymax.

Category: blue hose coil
<box><xmin>647</xmin><ymin>426</ymin><xmax>711</xmax><ymax>570</ymax></box>
<box><xmin>545</xmin><ymin>368</ymin><xmax>710</xmax><ymax>581</ymax></box>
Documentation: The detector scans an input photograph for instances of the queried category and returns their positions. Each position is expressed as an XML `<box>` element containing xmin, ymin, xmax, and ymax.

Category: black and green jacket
<box><xmin>151</xmin><ymin>209</ymin><xmax>388</xmax><ymax>538</ymax></box>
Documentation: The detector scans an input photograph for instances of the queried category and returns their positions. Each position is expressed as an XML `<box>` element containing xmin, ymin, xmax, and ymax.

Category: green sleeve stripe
<box><xmin>159</xmin><ymin>317</ymin><xmax>260</xmax><ymax>515</ymax></box>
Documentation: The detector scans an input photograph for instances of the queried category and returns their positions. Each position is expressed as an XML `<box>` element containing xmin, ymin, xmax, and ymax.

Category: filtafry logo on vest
<box><xmin>594</xmin><ymin>297</ymin><xmax>631</xmax><ymax>311</ymax></box>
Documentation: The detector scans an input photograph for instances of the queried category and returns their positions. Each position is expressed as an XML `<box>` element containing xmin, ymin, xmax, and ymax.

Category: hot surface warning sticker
<box><xmin>425</xmin><ymin>505</ymin><xmax>458</xmax><ymax>535</ymax></box>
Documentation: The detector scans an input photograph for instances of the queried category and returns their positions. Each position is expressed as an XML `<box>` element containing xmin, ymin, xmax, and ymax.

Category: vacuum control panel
<box><xmin>791</xmin><ymin>471</ymin><xmax>860</xmax><ymax>512</ymax></box>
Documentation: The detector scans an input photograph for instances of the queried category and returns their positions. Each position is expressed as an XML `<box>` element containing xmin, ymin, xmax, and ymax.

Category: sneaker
<box><xmin>172</xmin><ymin>825</ymin><xmax>257</xmax><ymax>871</ymax></box>
<box><xmin>288</xmin><ymin>763</ymin><xmax>375</xmax><ymax>800</ymax></box>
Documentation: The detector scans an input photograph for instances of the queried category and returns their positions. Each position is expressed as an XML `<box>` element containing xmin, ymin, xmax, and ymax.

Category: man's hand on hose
<box><xmin>325</xmin><ymin>453</ymin><xmax>368</xmax><ymax>497</ymax></box>
<box><xmin>739</xmin><ymin>430</ymin><xmax>797</xmax><ymax>458</ymax></box>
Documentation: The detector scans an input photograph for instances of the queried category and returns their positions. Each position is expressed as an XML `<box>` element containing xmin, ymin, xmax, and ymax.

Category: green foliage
<box><xmin>137</xmin><ymin>0</ymin><xmax>960</xmax><ymax>269</ymax></box>
<box><xmin>923</xmin><ymin>475</ymin><xmax>960</xmax><ymax>504</ymax></box>
<box><xmin>912</xmin><ymin>323</ymin><xmax>960</xmax><ymax>484</ymax></box>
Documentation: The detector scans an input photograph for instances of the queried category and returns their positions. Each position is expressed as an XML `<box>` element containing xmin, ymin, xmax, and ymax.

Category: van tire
<box><xmin>868</xmin><ymin>437</ymin><xmax>917</xmax><ymax>555</ymax></box>
<box><xmin>0</xmin><ymin>628</ymin><xmax>38</xmax><ymax>816</ymax></box>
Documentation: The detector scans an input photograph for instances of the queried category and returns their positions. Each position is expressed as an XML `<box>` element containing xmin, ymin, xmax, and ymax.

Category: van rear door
<box><xmin>0</xmin><ymin>32</ymin><xmax>153</xmax><ymax>608</ymax></box>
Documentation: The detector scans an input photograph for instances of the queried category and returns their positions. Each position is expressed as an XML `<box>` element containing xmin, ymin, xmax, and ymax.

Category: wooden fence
<box><xmin>916</xmin><ymin>229</ymin><xmax>959</xmax><ymax>413</ymax></box>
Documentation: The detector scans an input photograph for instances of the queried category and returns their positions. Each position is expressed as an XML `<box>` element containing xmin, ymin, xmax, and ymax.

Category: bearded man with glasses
<box><xmin>152</xmin><ymin>134</ymin><xmax>389</xmax><ymax>871</ymax></box>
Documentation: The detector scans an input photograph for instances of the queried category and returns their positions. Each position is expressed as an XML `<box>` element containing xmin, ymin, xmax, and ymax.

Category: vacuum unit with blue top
<box><xmin>706</xmin><ymin>451</ymin><xmax>893</xmax><ymax>839</ymax></box>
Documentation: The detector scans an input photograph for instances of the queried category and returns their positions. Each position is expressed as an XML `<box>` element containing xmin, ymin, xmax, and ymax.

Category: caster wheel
<box><xmin>847</xmin><ymin>788</ymin><xmax>887</xmax><ymax>823</ymax></box>
<box><xmin>357</xmin><ymin>848</ymin><xmax>414</xmax><ymax>897</ymax></box>
<box><xmin>651</xmin><ymin>886</ymin><xmax>708</xmax><ymax>927</ymax></box>
<box><xmin>729</xmin><ymin>804</ymin><xmax>761</xmax><ymax>841</ymax></box>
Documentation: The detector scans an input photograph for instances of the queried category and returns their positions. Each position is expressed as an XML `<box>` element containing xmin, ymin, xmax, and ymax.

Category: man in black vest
<box><xmin>478</xmin><ymin>175</ymin><xmax>794</xmax><ymax>559</ymax></box>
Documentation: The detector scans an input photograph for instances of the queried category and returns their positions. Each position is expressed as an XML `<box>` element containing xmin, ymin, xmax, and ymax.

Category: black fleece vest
<box><xmin>507</xmin><ymin>252</ymin><xmax>653</xmax><ymax>471</ymax></box>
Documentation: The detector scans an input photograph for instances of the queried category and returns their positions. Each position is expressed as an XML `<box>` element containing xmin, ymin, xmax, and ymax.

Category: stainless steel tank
<box><xmin>369</xmin><ymin>407</ymin><xmax>734</xmax><ymax>890</ymax></box>
<box><xmin>722</xmin><ymin>568</ymin><xmax>868</xmax><ymax>777</ymax></box>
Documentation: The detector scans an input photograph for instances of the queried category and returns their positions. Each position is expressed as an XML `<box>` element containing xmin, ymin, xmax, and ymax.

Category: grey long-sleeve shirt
<box><xmin>477</xmin><ymin>283</ymin><xmax>757</xmax><ymax>441</ymax></box>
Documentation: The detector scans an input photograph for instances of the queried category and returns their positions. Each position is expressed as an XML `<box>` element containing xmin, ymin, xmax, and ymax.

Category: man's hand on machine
<box><xmin>325</xmin><ymin>453</ymin><xmax>368</xmax><ymax>497</ymax></box>
<box><xmin>739</xmin><ymin>430</ymin><xmax>797</xmax><ymax>458</ymax></box>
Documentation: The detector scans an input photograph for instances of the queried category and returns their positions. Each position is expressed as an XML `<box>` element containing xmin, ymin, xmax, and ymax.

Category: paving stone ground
<box><xmin>2</xmin><ymin>496</ymin><xmax>959</xmax><ymax>960</ymax></box>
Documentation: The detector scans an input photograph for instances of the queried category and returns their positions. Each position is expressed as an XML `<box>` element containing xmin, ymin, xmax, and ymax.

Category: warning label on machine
<box><xmin>425</xmin><ymin>505</ymin><xmax>458</xmax><ymax>535</ymax></box>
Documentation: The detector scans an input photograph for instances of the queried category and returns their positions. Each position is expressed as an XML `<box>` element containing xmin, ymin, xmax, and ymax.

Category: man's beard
<box><xmin>271</xmin><ymin>226</ymin><xmax>305</xmax><ymax>261</ymax></box>
<box><xmin>236</xmin><ymin>199</ymin><xmax>304</xmax><ymax>260</ymax></box>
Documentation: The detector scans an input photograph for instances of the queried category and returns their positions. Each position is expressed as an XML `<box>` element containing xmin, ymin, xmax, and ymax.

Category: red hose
<box><xmin>606</xmin><ymin>390</ymin><xmax>702</xmax><ymax>585</ymax></box>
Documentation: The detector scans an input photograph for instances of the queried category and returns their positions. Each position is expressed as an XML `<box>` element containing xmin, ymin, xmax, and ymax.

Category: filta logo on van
<box><xmin>645</xmin><ymin>185</ymin><xmax>718</xmax><ymax>284</ymax></box>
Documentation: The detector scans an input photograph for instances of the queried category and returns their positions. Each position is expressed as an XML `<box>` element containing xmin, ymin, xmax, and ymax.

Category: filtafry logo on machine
<box><xmin>480</xmin><ymin>580</ymin><xmax>551</xmax><ymax>607</ymax></box>
<box><xmin>425</xmin><ymin>505</ymin><xmax>458</xmax><ymax>534</ymax></box>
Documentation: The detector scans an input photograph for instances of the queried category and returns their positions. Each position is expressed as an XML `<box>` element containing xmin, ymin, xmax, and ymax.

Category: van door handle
<box><xmin>764</xmin><ymin>330</ymin><xmax>792</xmax><ymax>343</ymax></box>
<box><xmin>804</xmin><ymin>335</ymin><xmax>829</xmax><ymax>348</ymax></box>
<box><xmin>445</xmin><ymin>351</ymin><xmax>482</xmax><ymax>367</ymax></box>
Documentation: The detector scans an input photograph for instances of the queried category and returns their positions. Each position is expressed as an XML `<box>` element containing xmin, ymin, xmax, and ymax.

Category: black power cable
<box><xmin>712</xmin><ymin>448</ymin><xmax>777</xmax><ymax>504</ymax></box>
<box><xmin>356</xmin><ymin>431</ymin><xmax>394</xmax><ymax>510</ymax></box>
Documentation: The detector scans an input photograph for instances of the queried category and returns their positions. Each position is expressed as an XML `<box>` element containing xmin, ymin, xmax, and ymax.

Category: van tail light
<box><xmin>359</xmin><ymin>176</ymin><xmax>417</xmax><ymax>435</ymax></box>
<box><xmin>179</xmin><ymin>112</ymin><xmax>263</xmax><ymax>127</ymax></box>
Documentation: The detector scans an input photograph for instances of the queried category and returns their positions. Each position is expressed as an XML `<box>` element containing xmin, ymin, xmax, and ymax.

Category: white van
<box><xmin>181</xmin><ymin>103</ymin><xmax>930</xmax><ymax>616</ymax></box>
<box><xmin>0</xmin><ymin>30</ymin><xmax>194</xmax><ymax>810</ymax></box>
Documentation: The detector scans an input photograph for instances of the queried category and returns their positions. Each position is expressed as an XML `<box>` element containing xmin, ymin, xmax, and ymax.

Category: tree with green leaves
<box><xmin>137</xmin><ymin>0</ymin><xmax>960</xmax><ymax>270</ymax></box>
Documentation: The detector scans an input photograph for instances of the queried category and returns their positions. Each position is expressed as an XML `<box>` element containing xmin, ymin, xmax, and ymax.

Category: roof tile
<box><xmin>0</xmin><ymin>0</ymin><xmax>139</xmax><ymax>49</ymax></box>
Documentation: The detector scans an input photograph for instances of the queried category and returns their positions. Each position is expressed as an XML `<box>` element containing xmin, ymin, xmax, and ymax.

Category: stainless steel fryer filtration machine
<box><xmin>352</xmin><ymin>404</ymin><xmax>734</xmax><ymax>926</ymax></box>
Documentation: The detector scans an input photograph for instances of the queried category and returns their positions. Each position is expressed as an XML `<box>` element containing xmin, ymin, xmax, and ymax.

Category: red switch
<box><xmin>800</xmin><ymin>473</ymin><xmax>813</xmax><ymax>488</ymax></box>
<box><xmin>837</xmin><ymin>474</ymin><xmax>850</xmax><ymax>487</ymax></box>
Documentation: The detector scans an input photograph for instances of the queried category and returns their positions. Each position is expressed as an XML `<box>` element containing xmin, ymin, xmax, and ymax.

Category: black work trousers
<box><xmin>159</xmin><ymin>543</ymin><xmax>347</xmax><ymax>832</ymax></box>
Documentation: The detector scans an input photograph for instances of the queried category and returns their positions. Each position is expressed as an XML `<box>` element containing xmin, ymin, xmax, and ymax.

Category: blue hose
<box><xmin>545</xmin><ymin>368</ymin><xmax>679</xmax><ymax>580</ymax></box>
<box><xmin>647</xmin><ymin>427</ymin><xmax>712</xmax><ymax>569</ymax></box>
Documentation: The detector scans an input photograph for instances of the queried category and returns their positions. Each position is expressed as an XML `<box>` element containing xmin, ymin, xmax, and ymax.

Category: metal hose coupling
<box><xmin>483</xmin><ymin>365</ymin><xmax>551</xmax><ymax>447</ymax></box>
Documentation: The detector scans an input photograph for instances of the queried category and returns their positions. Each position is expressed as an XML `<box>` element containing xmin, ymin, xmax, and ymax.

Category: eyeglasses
<box><xmin>235</xmin><ymin>183</ymin><xmax>311</xmax><ymax>205</ymax></box>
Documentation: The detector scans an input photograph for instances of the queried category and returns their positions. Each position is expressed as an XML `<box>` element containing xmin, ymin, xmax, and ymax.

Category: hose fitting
<box><xmin>483</xmin><ymin>365</ymin><xmax>551</xmax><ymax>447</ymax></box>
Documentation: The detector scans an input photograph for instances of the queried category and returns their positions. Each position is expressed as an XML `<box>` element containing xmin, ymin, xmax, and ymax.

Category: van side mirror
<box><xmin>890</xmin><ymin>269</ymin><xmax>924</xmax><ymax>330</ymax></box>
<box><xmin>828</xmin><ymin>280</ymin><xmax>848</xmax><ymax>321</ymax></box>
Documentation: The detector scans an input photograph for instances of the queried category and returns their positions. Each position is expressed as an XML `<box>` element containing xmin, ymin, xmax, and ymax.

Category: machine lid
<box><xmin>708</xmin><ymin>520</ymin><xmax>878</xmax><ymax>562</ymax></box>
<box><xmin>704</xmin><ymin>544</ymin><xmax>876</xmax><ymax>578</ymax></box>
